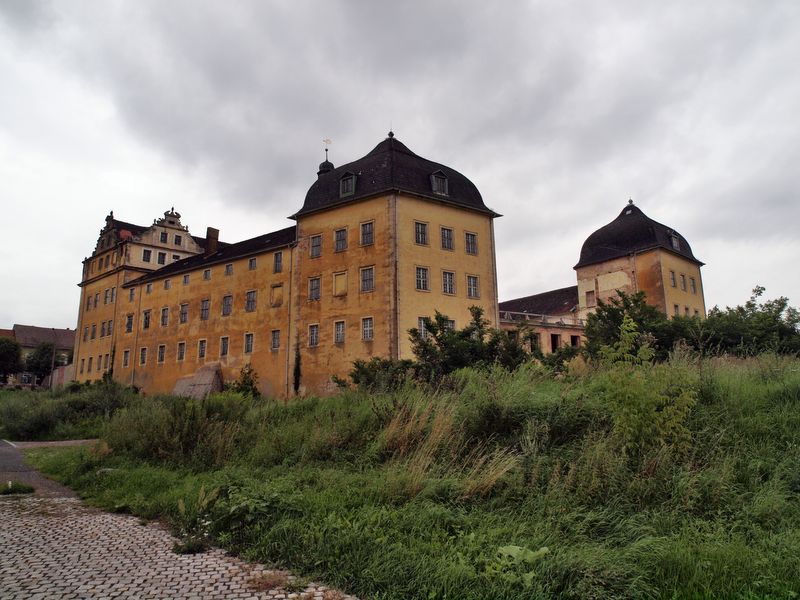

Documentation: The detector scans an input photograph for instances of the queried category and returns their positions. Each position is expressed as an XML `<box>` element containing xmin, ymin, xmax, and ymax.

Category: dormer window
<box><xmin>431</xmin><ymin>171</ymin><xmax>448</xmax><ymax>196</ymax></box>
<box><xmin>340</xmin><ymin>173</ymin><xmax>356</xmax><ymax>198</ymax></box>
<box><xmin>670</xmin><ymin>235</ymin><xmax>680</xmax><ymax>251</ymax></box>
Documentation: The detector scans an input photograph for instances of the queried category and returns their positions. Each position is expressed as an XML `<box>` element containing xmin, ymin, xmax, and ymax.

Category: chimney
<box><xmin>205</xmin><ymin>227</ymin><xmax>219</xmax><ymax>256</ymax></box>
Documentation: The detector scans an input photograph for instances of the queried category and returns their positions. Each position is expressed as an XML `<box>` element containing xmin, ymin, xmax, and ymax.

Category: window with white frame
<box><xmin>273</xmin><ymin>252</ymin><xmax>282</xmax><ymax>273</ymax></box>
<box><xmin>442</xmin><ymin>271</ymin><xmax>455</xmax><ymax>295</ymax></box>
<box><xmin>362</xmin><ymin>317</ymin><xmax>374</xmax><ymax>341</ymax></box>
<box><xmin>179</xmin><ymin>303</ymin><xmax>188</xmax><ymax>323</ymax></box>
<box><xmin>222</xmin><ymin>295</ymin><xmax>233</xmax><ymax>316</ymax></box>
<box><xmin>157</xmin><ymin>344</ymin><xmax>166</xmax><ymax>363</ymax></box>
<box><xmin>198</xmin><ymin>339</ymin><xmax>207</xmax><ymax>359</ymax></box>
<box><xmin>142</xmin><ymin>310</ymin><xmax>151</xmax><ymax>330</ymax></box>
<box><xmin>203</xmin><ymin>269</ymin><xmax>211</xmax><ymax>280</ymax></box>
<box><xmin>310</xmin><ymin>235</ymin><xmax>322</xmax><ymax>258</ymax></box>
<box><xmin>414</xmin><ymin>222</ymin><xmax>428</xmax><ymax>245</ymax></box>
<box><xmin>160</xmin><ymin>307</ymin><xmax>169</xmax><ymax>326</ymax></box>
<box><xmin>244</xmin><ymin>333</ymin><xmax>254</xmax><ymax>353</ymax></box>
<box><xmin>416</xmin><ymin>267</ymin><xmax>429</xmax><ymax>291</ymax></box>
<box><xmin>249</xmin><ymin>257</ymin><xmax>257</xmax><ymax>271</ymax></box>
<box><xmin>360</xmin><ymin>221</ymin><xmax>374</xmax><ymax>246</ymax></box>
<box><xmin>309</xmin><ymin>277</ymin><xmax>321</xmax><ymax>300</ymax></box>
<box><xmin>177</xmin><ymin>342</ymin><xmax>185</xmax><ymax>361</ymax></box>
<box><xmin>157</xmin><ymin>252</ymin><xmax>166</xmax><ymax>265</ymax></box>
<box><xmin>335</xmin><ymin>228</ymin><xmax>348</xmax><ymax>252</ymax></box>
<box><xmin>122</xmin><ymin>350</ymin><xmax>129</xmax><ymax>368</ymax></box>
<box><xmin>309</xmin><ymin>324</ymin><xmax>319</xmax><ymax>347</ymax></box>
<box><xmin>465</xmin><ymin>232</ymin><xmax>478</xmax><ymax>255</ymax></box>
<box><xmin>220</xmin><ymin>336</ymin><xmax>229</xmax><ymax>357</ymax></box>
<box><xmin>360</xmin><ymin>266</ymin><xmax>374</xmax><ymax>292</ymax></box>
<box><xmin>200</xmin><ymin>299</ymin><xmax>210</xmax><ymax>320</ymax></box>
<box><xmin>334</xmin><ymin>320</ymin><xmax>345</xmax><ymax>344</ymax></box>
<box><xmin>139</xmin><ymin>347</ymin><xmax>147</xmax><ymax>365</ymax></box>
<box><xmin>271</xmin><ymin>330</ymin><xmax>280</xmax><ymax>350</ymax></box>
<box><xmin>245</xmin><ymin>290</ymin><xmax>257</xmax><ymax>312</ymax></box>
<box><xmin>225</xmin><ymin>263</ymin><xmax>233</xmax><ymax>276</ymax></box>
<box><xmin>441</xmin><ymin>227</ymin><xmax>454</xmax><ymax>250</ymax></box>
<box><xmin>467</xmin><ymin>275</ymin><xmax>479</xmax><ymax>298</ymax></box>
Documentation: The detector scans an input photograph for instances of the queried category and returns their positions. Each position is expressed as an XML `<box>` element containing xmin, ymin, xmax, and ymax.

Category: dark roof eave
<box><xmin>573</xmin><ymin>245</ymin><xmax>705</xmax><ymax>270</ymax></box>
<box><xmin>290</xmin><ymin>188</ymin><xmax>501</xmax><ymax>220</ymax></box>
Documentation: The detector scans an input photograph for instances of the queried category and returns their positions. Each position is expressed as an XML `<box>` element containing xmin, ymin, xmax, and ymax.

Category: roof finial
<box><xmin>388</xmin><ymin>130</ymin><xmax>394</xmax><ymax>139</ymax></box>
<box><xmin>628</xmin><ymin>198</ymin><xmax>634</xmax><ymax>205</ymax></box>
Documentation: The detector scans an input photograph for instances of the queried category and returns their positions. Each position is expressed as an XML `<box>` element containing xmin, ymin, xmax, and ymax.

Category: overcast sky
<box><xmin>1</xmin><ymin>1</ymin><xmax>798</xmax><ymax>330</ymax></box>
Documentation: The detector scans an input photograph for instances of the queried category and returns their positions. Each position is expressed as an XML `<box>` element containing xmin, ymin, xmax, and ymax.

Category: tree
<box><xmin>697</xmin><ymin>286</ymin><xmax>800</xmax><ymax>355</ymax></box>
<box><xmin>25</xmin><ymin>342</ymin><xmax>55</xmax><ymax>384</ymax></box>
<box><xmin>408</xmin><ymin>306</ymin><xmax>530</xmax><ymax>382</ymax></box>
<box><xmin>584</xmin><ymin>291</ymin><xmax>672</xmax><ymax>359</ymax></box>
<box><xmin>0</xmin><ymin>338</ymin><xmax>22</xmax><ymax>383</ymax></box>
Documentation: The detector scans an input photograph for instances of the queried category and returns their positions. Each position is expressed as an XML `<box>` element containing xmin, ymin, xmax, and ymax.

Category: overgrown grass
<box><xmin>27</xmin><ymin>354</ymin><xmax>800</xmax><ymax>599</ymax></box>
<box><xmin>0</xmin><ymin>380</ymin><xmax>137</xmax><ymax>440</ymax></box>
<box><xmin>0</xmin><ymin>481</ymin><xmax>35</xmax><ymax>495</ymax></box>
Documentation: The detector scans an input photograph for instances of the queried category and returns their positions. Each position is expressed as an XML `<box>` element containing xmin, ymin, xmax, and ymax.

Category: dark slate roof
<box><xmin>294</xmin><ymin>133</ymin><xmax>498</xmax><ymax>218</ymax></box>
<box><xmin>110</xmin><ymin>219</ymin><xmax>148</xmax><ymax>237</ymax></box>
<box><xmin>126</xmin><ymin>226</ymin><xmax>296</xmax><ymax>286</ymax></box>
<box><xmin>12</xmin><ymin>325</ymin><xmax>75</xmax><ymax>350</ymax></box>
<box><xmin>499</xmin><ymin>285</ymin><xmax>579</xmax><ymax>316</ymax></box>
<box><xmin>574</xmin><ymin>203</ymin><xmax>703</xmax><ymax>269</ymax></box>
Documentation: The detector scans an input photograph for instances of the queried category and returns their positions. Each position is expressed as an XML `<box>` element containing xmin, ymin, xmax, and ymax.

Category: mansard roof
<box><xmin>500</xmin><ymin>285</ymin><xmax>579</xmax><ymax>317</ymax></box>
<box><xmin>295</xmin><ymin>133</ymin><xmax>498</xmax><ymax>218</ymax></box>
<box><xmin>11</xmin><ymin>325</ymin><xmax>75</xmax><ymax>350</ymax></box>
<box><xmin>125</xmin><ymin>226</ymin><xmax>296</xmax><ymax>286</ymax></box>
<box><xmin>574</xmin><ymin>203</ymin><xmax>703</xmax><ymax>269</ymax></box>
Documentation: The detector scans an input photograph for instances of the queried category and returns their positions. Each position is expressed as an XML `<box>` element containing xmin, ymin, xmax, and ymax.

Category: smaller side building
<box><xmin>499</xmin><ymin>286</ymin><xmax>585</xmax><ymax>354</ymax></box>
<box><xmin>1</xmin><ymin>324</ymin><xmax>75</xmax><ymax>386</ymax></box>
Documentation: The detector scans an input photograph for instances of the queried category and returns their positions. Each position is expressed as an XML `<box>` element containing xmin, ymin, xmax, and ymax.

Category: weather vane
<box><xmin>323</xmin><ymin>138</ymin><xmax>332</xmax><ymax>160</ymax></box>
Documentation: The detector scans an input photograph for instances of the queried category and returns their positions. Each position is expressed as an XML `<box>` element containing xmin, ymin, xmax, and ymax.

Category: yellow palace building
<box><xmin>72</xmin><ymin>133</ymin><xmax>501</xmax><ymax>397</ymax></box>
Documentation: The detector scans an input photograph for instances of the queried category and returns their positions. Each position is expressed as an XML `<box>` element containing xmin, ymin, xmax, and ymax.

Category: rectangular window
<box><xmin>271</xmin><ymin>330</ymin><xmax>280</xmax><ymax>350</ymax></box>
<box><xmin>139</xmin><ymin>347</ymin><xmax>147</xmax><ymax>365</ymax></box>
<box><xmin>164</xmin><ymin>279</ymin><xmax>171</xmax><ymax>290</ymax></box>
<box><xmin>160</xmin><ymin>231</ymin><xmax>168</xmax><ymax>243</ymax></box>
<box><xmin>157</xmin><ymin>252</ymin><xmax>166</xmax><ymax>265</ymax></box>
<box><xmin>179</xmin><ymin>303</ymin><xmax>188</xmax><ymax>324</ymax></box>
<box><xmin>222</xmin><ymin>295</ymin><xmax>233</xmax><ymax>316</ymax></box>
<box><xmin>334</xmin><ymin>320</ymin><xmax>345</xmax><ymax>343</ymax></box>
<box><xmin>142</xmin><ymin>249</ymin><xmax>152</xmax><ymax>263</ymax></box>
<box><xmin>157</xmin><ymin>344</ymin><xmax>166</xmax><ymax>363</ymax></box>
<box><xmin>680</xmin><ymin>274</ymin><xmax>687</xmax><ymax>291</ymax></box>
<box><xmin>334</xmin><ymin>228</ymin><xmax>348</xmax><ymax>252</ymax></box>
<box><xmin>249</xmin><ymin>257</ymin><xmax>257</xmax><ymax>271</ymax></box>
<box><xmin>273</xmin><ymin>252</ymin><xmax>282</xmax><ymax>273</ymax></box>
<box><xmin>107</xmin><ymin>319</ymin><xmax>113</xmax><ymax>335</ymax></box>
<box><xmin>198</xmin><ymin>339</ymin><xmax>207</xmax><ymax>359</ymax></box>
<box><xmin>465</xmin><ymin>232</ymin><xmax>478</xmax><ymax>255</ymax></box>
<box><xmin>441</xmin><ymin>227</ymin><xmax>454</xmax><ymax>250</ymax></box>
<box><xmin>174</xmin><ymin>234</ymin><xmax>182</xmax><ymax>246</ymax></box>
<box><xmin>172</xmin><ymin>254</ymin><xmax>180</xmax><ymax>262</ymax></box>
<box><xmin>309</xmin><ymin>277</ymin><xmax>321</xmax><ymax>301</ymax></box>
<box><xmin>586</xmin><ymin>290</ymin><xmax>596</xmax><ymax>308</ymax></box>
<box><xmin>146</xmin><ymin>283</ymin><xmax>152</xmax><ymax>294</ymax></box>
<box><xmin>244</xmin><ymin>333</ymin><xmax>254</xmax><ymax>354</ymax></box>
<box><xmin>245</xmin><ymin>290</ymin><xmax>257</xmax><ymax>312</ymax></box>
<box><xmin>340</xmin><ymin>174</ymin><xmax>355</xmax><ymax>196</ymax></box>
<box><xmin>80</xmin><ymin>358</ymin><xmax>85</xmax><ymax>373</ymax></box>
<box><xmin>360</xmin><ymin>266</ymin><xmax>374</xmax><ymax>292</ymax></box>
<box><xmin>467</xmin><ymin>275</ymin><xmax>479</xmax><ymax>298</ymax></box>
<box><xmin>111</xmin><ymin>287</ymin><xmax>116</xmax><ymax>303</ymax></box>
<box><xmin>200</xmin><ymin>299</ymin><xmax>210</xmax><ymax>320</ymax></box>
<box><xmin>83</xmin><ymin>327</ymin><xmax>88</xmax><ymax>342</ymax></box>
<box><xmin>310</xmin><ymin>235</ymin><xmax>322</xmax><ymax>258</ymax></box>
<box><xmin>690</xmin><ymin>277</ymin><xmax>697</xmax><ymax>294</ymax></box>
<box><xmin>203</xmin><ymin>269</ymin><xmax>211</xmax><ymax>281</ymax></box>
<box><xmin>445</xmin><ymin>319</ymin><xmax>456</xmax><ymax>331</ymax></box>
<box><xmin>442</xmin><ymin>271</ymin><xmax>455</xmax><ymax>294</ymax></box>
<box><xmin>674</xmin><ymin>304</ymin><xmax>680</xmax><ymax>316</ymax></box>
<box><xmin>220</xmin><ymin>336</ymin><xmax>229</xmax><ymax>357</ymax></box>
<box><xmin>270</xmin><ymin>284</ymin><xmax>284</xmax><ymax>307</ymax></box>
<box><xmin>177</xmin><ymin>342</ymin><xmax>186</xmax><ymax>361</ymax></box>
<box><xmin>160</xmin><ymin>307</ymin><xmax>169</xmax><ymax>326</ymax></box>
<box><xmin>418</xmin><ymin>317</ymin><xmax>429</xmax><ymax>340</ymax></box>
<box><xmin>360</xmin><ymin>221</ymin><xmax>374</xmax><ymax>246</ymax></box>
<box><xmin>309</xmin><ymin>324</ymin><xmax>319</xmax><ymax>347</ymax></box>
<box><xmin>94</xmin><ymin>292</ymin><xmax>99</xmax><ymax>306</ymax></box>
<box><xmin>86</xmin><ymin>296</ymin><xmax>92</xmax><ymax>311</ymax></box>
<box><xmin>414</xmin><ymin>222</ymin><xmax>428</xmax><ymax>245</ymax></box>
<box><xmin>122</xmin><ymin>351</ymin><xmax>129</xmax><ymax>368</ymax></box>
<box><xmin>142</xmin><ymin>310</ymin><xmax>151</xmax><ymax>330</ymax></box>
<box><xmin>333</xmin><ymin>271</ymin><xmax>347</xmax><ymax>296</ymax></box>
<box><xmin>685</xmin><ymin>306</ymin><xmax>690</xmax><ymax>315</ymax></box>
<box><xmin>104</xmin><ymin>289</ymin><xmax>110</xmax><ymax>304</ymax></box>
<box><xmin>87</xmin><ymin>356</ymin><xmax>93</xmax><ymax>372</ymax></box>
<box><xmin>225</xmin><ymin>263</ymin><xmax>233</xmax><ymax>276</ymax></box>
<box><xmin>183</xmin><ymin>274</ymin><xmax>190</xmax><ymax>285</ymax></box>
<box><xmin>362</xmin><ymin>317</ymin><xmax>374</xmax><ymax>341</ymax></box>
<box><xmin>100</xmin><ymin>321</ymin><xmax>106</xmax><ymax>337</ymax></box>
<box><xmin>670</xmin><ymin>271</ymin><xmax>677</xmax><ymax>287</ymax></box>
<box><xmin>129</xmin><ymin>288</ymin><xmax>135</xmax><ymax>302</ymax></box>
<box><xmin>91</xmin><ymin>324</ymin><xmax>96</xmax><ymax>339</ymax></box>
<box><xmin>416</xmin><ymin>267</ymin><xmax>429</xmax><ymax>291</ymax></box>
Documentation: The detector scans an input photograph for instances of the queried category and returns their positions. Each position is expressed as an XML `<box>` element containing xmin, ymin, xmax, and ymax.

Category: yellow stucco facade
<box><xmin>72</xmin><ymin>135</ymin><xmax>500</xmax><ymax>397</ymax></box>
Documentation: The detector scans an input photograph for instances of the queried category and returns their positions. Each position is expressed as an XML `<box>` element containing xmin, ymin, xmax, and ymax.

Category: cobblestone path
<box><xmin>0</xmin><ymin>441</ymin><xmax>357</xmax><ymax>600</ymax></box>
